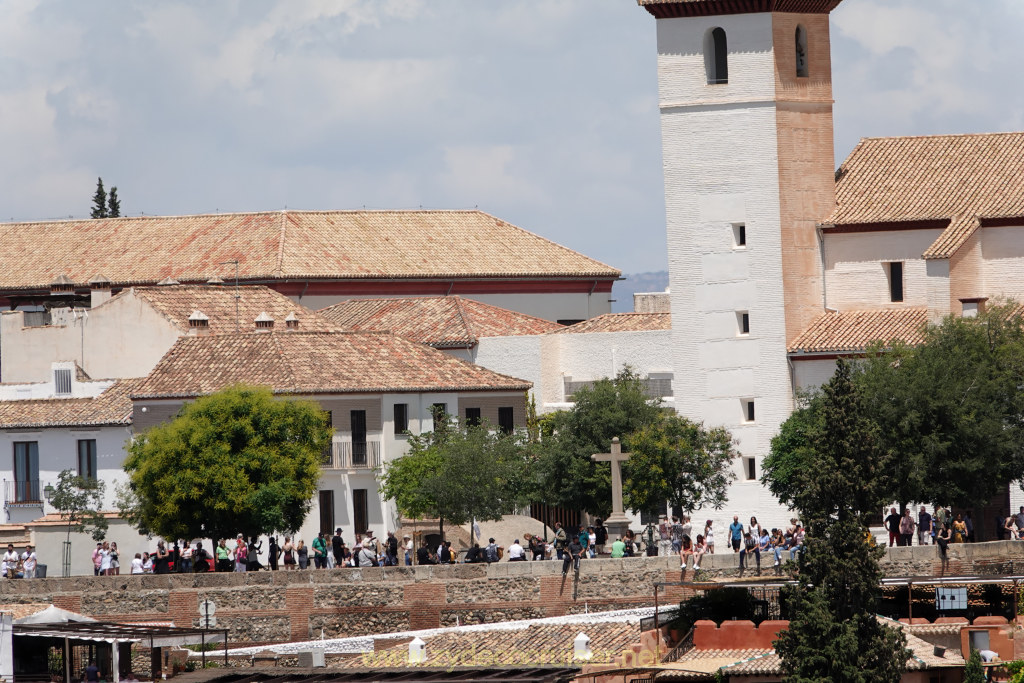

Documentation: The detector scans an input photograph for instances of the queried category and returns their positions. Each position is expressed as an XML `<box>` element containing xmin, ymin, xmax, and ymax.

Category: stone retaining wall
<box><xmin>3</xmin><ymin>542</ymin><xmax>1022</xmax><ymax>646</ymax></box>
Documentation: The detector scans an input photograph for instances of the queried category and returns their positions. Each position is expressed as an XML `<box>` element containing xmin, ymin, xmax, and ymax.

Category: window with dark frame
<box><xmin>887</xmin><ymin>262</ymin><xmax>904</xmax><ymax>302</ymax></box>
<box><xmin>738</xmin><ymin>312</ymin><xmax>750</xmax><ymax>335</ymax></box>
<box><xmin>394</xmin><ymin>403</ymin><xmax>409</xmax><ymax>435</ymax></box>
<box><xmin>54</xmin><ymin>368</ymin><xmax>72</xmax><ymax>396</ymax></box>
<box><xmin>498</xmin><ymin>407</ymin><xmax>514</xmax><ymax>434</ymax></box>
<box><xmin>735</xmin><ymin>223</ymin><xmax>746</xmax><ymax>248</ymax></box>
<box><xmin>706</xmin><ymin>27</ymin><xmax>729</xmax><ymax>84</ymax></box>
<box><xmin>353</xmin><ymin>489</ymin><xmax>368</xmax><ymax>536</ymax></box>
<box><xmin>465</xmin><ymin>407</ymin><xmax>482</xmax><ymax>427</ymax></box>
<box><xmin>351</xmin><ymin>410</ymin><xmax>367</xmax><ymax>465</ymax></box>
<box><xmin>796</xmin><ymin>25</ymin><xmax>809</xmax><ymax>77</ymax></box>
<box><xmin>318</xmin><ymin>490</ymin><xmax>335</xmax><ymax>536</ymax></box>
<box><xmin>78</xmin><ymin>439</ymin><xmax>97</xmax><ymax>480</ymax></box>
<box><xmin>13</xmin><ymin>441</ymin><xmax>39</xmax><ymax>503</ymax></box>
<box><xmin>744</xmin><ymin>400</ymin><xmax>756</xmax><ymax>423</ymax></box>
<box><xmin>744</xmin><ymin>457</ymin><xmax>756</xmax><ymax>481</ymax></box>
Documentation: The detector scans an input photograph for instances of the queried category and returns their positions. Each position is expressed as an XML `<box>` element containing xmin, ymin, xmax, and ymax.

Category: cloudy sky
<box><xmin>1</xmin><ymin>0</ymin><xmax>1021</xmax><ymax>275</ymax></box>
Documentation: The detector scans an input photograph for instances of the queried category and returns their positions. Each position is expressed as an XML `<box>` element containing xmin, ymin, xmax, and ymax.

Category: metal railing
<box><xmin>322</xmin><ymin>441</ymin><xmax>381</xmax><ymax>470</ymax></box>
<box><xmin>3</xmin><ymin>479</ymin><xmax>42</xmax><ymax>506</ymax></box>
<box><xmin>662</xmin><ymin>627</ymin><xmax>695</xmax><ymax>663</ymax></box>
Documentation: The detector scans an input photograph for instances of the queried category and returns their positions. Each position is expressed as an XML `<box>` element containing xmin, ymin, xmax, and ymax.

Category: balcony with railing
<box><xmin>3</xmin><ymin>479</ymin><xmax>42</xmax><ymax>507</ymax></box>
<box><xmin>322</xmin><ymin>440</ymin><xmax>381</xmax><ymax>471</ymax></box>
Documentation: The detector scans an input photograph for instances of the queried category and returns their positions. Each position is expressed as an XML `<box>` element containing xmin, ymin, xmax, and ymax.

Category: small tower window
<box><xmin>737</xmin><ymin>311</ymin><xmax>750</xmax><ymax>336</ymax></box>
<box><xmin>795</xmin><ymin>25</ymin><xmax>809</xmax><ymax>78</ymax></box>
<box><xmin>705</xmin><ymin>27</ymin><xmax>728</xmax><ymax>85</ymax></box>
<box><xmin>733</xmin><ymin>223</ymin><xmax>747</xmax><ymax>248</ymax></box>
<box><xmin>887</xmin><ymin>262</ymin><xmax>904</xmax><ymax>303</ymax></box>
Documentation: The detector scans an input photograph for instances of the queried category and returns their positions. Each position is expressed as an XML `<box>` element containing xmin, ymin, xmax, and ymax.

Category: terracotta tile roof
<box><xmin>552</xmin><ymin>313</ymin><xmax>671</xmax><ymax>334</ymax></box>
<box><xmin>124</xmin><ymin>285</ymin><xmax>337</xmax><ymax>334</ymax></box>
<box><xmin>317</xmin><ymin>296</ymin><xmax>562</xmax><ymax>348</ymax></box>
<box><xmin>0</xmin><ymin>604</ymin><xmax>53</xmax><ymax>620</ymax></box>
<box><xmin>0</xmin><ymin>378</ymin><xmax>144</xmax><ymax>429</ymax></box>
<box><xmin>131</xmin><ymin>331</ymin><xmax>532</xmax><ymax>399</ymax></box>
<box><xmin>788</xmin><ymin>307</ymin><xmax>928</xmax><ymax>354</ymax></box>
<box><xmin>0</xmin><ymin>210</ymin><xmax>619</xmax><ymax>291</ymax></box>
<box><xmin>667</xmin><ymin>649</ymin><xmax>774</xmax><ymax>677</ymax></box>
<box><xmin>340</xmin><ymin>623</ymin><xmax>638</xmax><ymax>670</ymax></box>
<box><xmin>826</xmin><ymin>133</ymin><xmax>1024</xmax><ymax>258</ymax></box>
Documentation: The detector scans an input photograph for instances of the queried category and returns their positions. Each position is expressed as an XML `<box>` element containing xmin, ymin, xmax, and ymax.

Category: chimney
<box><xmin>157</xmin><ymin>276</ymin><xmax>180</xmax><ymax>286</ymax></box>
<box><xmin>573</xmin><ymin>633</ymin><xmax>592</xmax><ymax>661</ymax></box>
<box><xmin>408</xmin><ymin>637</ymin><xmax>426</xmax><ymax>664</ymax></box>
<box><xmin>207</xmin><ymin>276</ymin><xmax>224</xmax><ymax>286</ymax></box>
<box><xmin>89</xmin><ymin>274</ymin><xmax>112</xmax><ymax>308</ymax></box>
<box><xmin>285</xmin><ymin>312</ymin><xmax>299</xmax><ymax>331</ymax></box>
<box><xmin>188</xmin><ymin>310</ymin><xmax>210</xmax><ymax>335</ymax></box>
<box><xmin>960</xmin><ymin>297</ymin><xmax>988</xmax><ymax>318</ymax></box>
<box><xmin>255</xmin><ymin>312</ymin><xmax>274</xmax><ymax>331</ymax></box>
<box><xmin>50</xmin><ymin>274</ymin><xmax>76</xmax><ymax>298</ymax></box>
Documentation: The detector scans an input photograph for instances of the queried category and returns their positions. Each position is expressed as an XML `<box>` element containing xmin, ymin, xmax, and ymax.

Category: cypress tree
<box><xmin>90</xmin><ymin>178</ymin><xmax>108</xmax><ymax>219</ymax></box>
<box><xmin>107</xmin><ymin>186</ymin><xmax>121</xmax><ymax>218</ymax></box>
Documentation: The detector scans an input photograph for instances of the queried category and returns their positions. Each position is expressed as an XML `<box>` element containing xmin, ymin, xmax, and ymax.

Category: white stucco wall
<box><xmin>657</xmin><ymin>12</ymin><xmax>797</xmax><ymax>525</ymax></box>
<box><xmin>0</xmin><ymin>424</ymin><xmax>131</xmax><ymax>525</ymax></box>
<box><xmin>823</xmin><ymin>230</ymin><xmax>942</xmax><ymax>310</ymax></box>
<box><xmin>0</xmin><ymin>292</ymin><xmax>182</xmax><ymax>384</ymax></box>
<box><xmin>540</xmin><ymin>330</ymin><xmax>672</xmax><ymax>408</ymax></box>
<box><xmin>471</xmin><ymin>336</ymin><xmax>545</xmax><ymax>405</ymax></box>
<box><xmin>982</xmin><ymin>226</ymin><xmax>1024</xmax><ymax>303</ymax></box>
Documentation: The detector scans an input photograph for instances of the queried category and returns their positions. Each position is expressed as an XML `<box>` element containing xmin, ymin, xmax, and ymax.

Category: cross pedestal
<box><xmin>592</xmin><ymin>437</ymin><xmax>633</xmax><ymax>543</ymax></box>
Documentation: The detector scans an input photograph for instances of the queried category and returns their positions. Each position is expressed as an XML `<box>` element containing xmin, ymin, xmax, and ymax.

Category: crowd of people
<box><xmin>1</xmin><ymin>543</ymin><xmax>37</xmax><ymax>579</ymax></box>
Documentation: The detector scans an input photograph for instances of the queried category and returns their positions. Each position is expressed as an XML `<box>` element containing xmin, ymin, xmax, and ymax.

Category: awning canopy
<box><xmin>14</xmin><ymin>622</ymin><xmax>227</xmax><ymax>648</ymax></box>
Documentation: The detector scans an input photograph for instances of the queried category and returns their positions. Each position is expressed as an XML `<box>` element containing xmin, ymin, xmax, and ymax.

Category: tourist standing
<box><xmin>332</xmin><ymin>528</ymin><xmax>345</xmax><ymax>566</ymax></box>
<box><xmin>99</xmin><ymin>541</ymin><xmax>112</xmax><ymax>576</ymax></box>
<box><xmin>281</xmin><ymin>537</ymin><xmax>295</xmax><ymax>570</ymax></box>
<box><xmin>268</xmin><ymin>537</ymin><xmax>279</xmax><ymax>571</ymax></box>
<box><xmin>312</xmin><ymin>532</ymin><xmax>328</xmax><ymax>569</ymax></box>
<box><xmin>884</xmin><ymin>507</ymin><xmax>901</xmax><ymax>547</ymax></box>
<box><xmin>899</xmin><ymin>509</ymin><xmax>915</xmax><ymax>547</ymax></box>
<box><xmin>403</xmin><ymin>535</ymin><xmax>413</xmax><ymax>566</ymax></box>
<box><xmin>918</xmin><ymin>506</ymin><xmax>932</xmax><ymax>546</ymax></box>
<box><xmin>215</xmin><ymin>540</ymin><xmax>231</xmax><ymax>572</ymax></box>
<box><xmin>20</xmin><ymin>545</ymin><xmax>36</xmax><ymax>579</ymax></box>
<box><xmin>296</xmin><ymin>540</ymin><xmax>308</xmax><ymax>569</ymax></box>
<box><xmin>729</xmin><ymin>516</ymin><xmax>743</xmax><ymax>553</ymax></box>
<box><xmin>594</xmin><ymin>519</ymin><xmax>608</xmax><ymax>555</ymax></box>
<box><xmin>553</xmin><ymin>522</ymin><xmax>567</xmax><ymax>560</ymax></box>
<box><xmin>92</xmin><ymin>542</ymin><xmax>103</xmax><ymax>576</ymax></box>
<box><xmin>130</xmin><ymin>553</ymin><xmax>144</xmax><ymax>574</ymax></box>
<box><xmin>233</xmin><ymin>536</ymin><xmax>248</xmax><ymax>572</ymax></box>
<box><xmin>154</xmin><ymin>541</ymin><xmax>171</xmax><ymax>574</ymax></box>
<box><xmin>704</xmin><ymin>520</ymin><xmax>715</xmax><ymax>554</ymax></box>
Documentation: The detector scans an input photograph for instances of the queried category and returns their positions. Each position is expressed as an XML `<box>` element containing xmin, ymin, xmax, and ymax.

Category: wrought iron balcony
<box><xmin>321</xmin><ymin>441</ymin><xmax>381</xmax><ymax>470</ymax></box>
<box><xmin>3</xmin><ymin>479</ymin><xmax>42</xmax><ymax>507</ymax></box>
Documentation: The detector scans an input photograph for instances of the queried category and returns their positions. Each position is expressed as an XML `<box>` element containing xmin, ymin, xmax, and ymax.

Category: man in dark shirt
<box><xmin>918</xmin><ymin>506</ymin><xmax>933</xmax><ymax>546</ymax></box>
<box><xmin>416</xmin><ymin>541</ymin><xmax>435</xmax><ymax>565</ymax></box>
<box><xmin>332</xmin><ymin>528</ymin><xmax>344</xmax><ymax>567</ymax></box>
<box><xmin>562</xmin><ymin>537</ymin><xmax>583</xmax><ymax>576</ymax></box>
<box><xmin>84</xmin><ymin>662</ymin><xmax>100</xmax><ymax>683</ymax></box>
<box><xmin>884</xmin><ymin>507</ymin><xmax>902</xmax><ymax>547</ymax></box>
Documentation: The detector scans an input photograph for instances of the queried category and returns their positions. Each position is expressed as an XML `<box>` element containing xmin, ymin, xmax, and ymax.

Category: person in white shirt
<box><xmin>507</xmin><ymin>539</ymin><xmax>526</xmax><ymax>561</ymax></box>
<box><xmin>403</xmin><ymin>535</ymin><xmax>413</xmax><ymax>566</ymax></box>
<box><xmin>2</xmin><ymin>544</ymin><xmax>19</xmax><ymax>578</ymax></box>
<box><xmin>130</xmin><ymin>553</ymin><xmax>145</xmax><ymax>574</ymax></box>
<box><xmin>20</xmin><ymin>545</ymin><xmax>37</xmax><ymax>579</ymax></box>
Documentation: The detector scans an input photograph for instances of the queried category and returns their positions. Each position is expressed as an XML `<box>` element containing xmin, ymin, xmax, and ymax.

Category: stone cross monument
<box><xmin>592</xmin><ymin>437</ymin><xmax>632</xmax><ymax>542</ymax></box>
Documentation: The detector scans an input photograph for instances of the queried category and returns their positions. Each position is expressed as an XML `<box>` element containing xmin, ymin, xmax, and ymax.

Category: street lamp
<box><xmin>43</xmin><ymin>484</ymin><xmax>55</xmax><ymax>503</ymax></box>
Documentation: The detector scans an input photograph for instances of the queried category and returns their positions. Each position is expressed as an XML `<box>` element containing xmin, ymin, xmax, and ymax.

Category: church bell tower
<box><xmin>638</xmin><ymin>0</ymin><xmax>842</xmax><ymax>515</ymax></box>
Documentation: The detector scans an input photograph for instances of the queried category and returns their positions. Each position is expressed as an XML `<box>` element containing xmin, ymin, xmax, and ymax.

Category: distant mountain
<box><xmin>611</xmin><ymin>271</ymin><xmax>669</xmax><ymax>313</ymax></box>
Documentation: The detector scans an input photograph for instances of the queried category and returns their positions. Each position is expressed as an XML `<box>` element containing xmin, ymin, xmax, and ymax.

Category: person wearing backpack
<box><xmin>554</xmin><ymin>522</ymin><xmax>567</xmax><ymax>560</ymax></box>
<box><xmin>485</xmin><ymin>538</ymin><xmax>500</xmax><ymax>563</ymax></box>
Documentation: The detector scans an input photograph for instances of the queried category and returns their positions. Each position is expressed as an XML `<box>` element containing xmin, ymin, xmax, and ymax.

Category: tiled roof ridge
<box><xmin>275</xmin><ymin>211</ymin><xmax>287</xmax><ymax>278</ymax></box>
<box><xmin>478</xmin><ymin>210</ymin><xmax>620</xmax><ymax>275</ymax></box>
<box><xmin>0</xmin><ymin>208</ymin><xmax>501</xmax><ymax>228</ymax></box>
<box><xmin>855</xmin><ymin>130</ymin><xmax>1024</xmax><ymax>144</ymax></box>
<box><xmin>452</xmin><ymin>297</ymin><xmax>478</xmax><ymax>347</ymax></box>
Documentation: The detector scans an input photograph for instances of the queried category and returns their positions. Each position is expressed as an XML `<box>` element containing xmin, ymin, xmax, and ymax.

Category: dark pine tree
<box><xmin>107</xmin><ymin>186</ymin><xmax>121</xmax><ymax>218</ymax></box>
<box><xmin>90</xmin><ymin>178</ymin><xmax>108</xmax><ymax>219</ymax></box>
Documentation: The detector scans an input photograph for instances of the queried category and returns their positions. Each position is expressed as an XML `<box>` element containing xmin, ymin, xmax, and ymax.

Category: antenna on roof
<box><xmin>219</xmin><ymin>259</ymin><xmax>241</xmax><ymax>332</ymax></box>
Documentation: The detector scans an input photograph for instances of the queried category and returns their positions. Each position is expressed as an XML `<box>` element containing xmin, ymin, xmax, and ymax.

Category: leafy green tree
<box><xmin>858</xmin><ymin>306</ymin><xmax>1024</xmax><ymax>509</ymax></box>
<box><xmin>51</xmin><ymin>469</ymin><xmax>109</xmax><ymax>543</ymax></box>
<box><xmin>107</xmin><ymin>186</ymin><xmax>121</xmax><ymax>217</ymax></box>
<box><xmin>763</xmin><ymin>359</ymin><xmax>893</xmax><ymax>527</ymax></box>
<box><xmin>379</xmin><ymin>420</ymin><xmax>530</xmax><ymax>539</ymax></box>
<box><xmin>120</xmin><ymin>384</ymin><xmax>329</xmax><ymax>541</ymax></box>
<box><xmin>963</xmin><ymin>648</ymin><xmax>986</xmax><ymax>683</ymax></box>
<box><xmin>766</xmin><ymin>360</ymin><xmax>909</xmax><ymax>681</ymax></box>
<box><xmin>91</xmin><ymin>178</ymin><xmax>108</xmax><ymax>218</ymax></box>
<box><xmin>623</xmin><ymin>414</ymin><xmax>736</xmax><ymax>517</ymax></box>
<box><xmin>531</xmin><ymin>367</ymin><xmax>662</xmax><ymax>516</ymax></box>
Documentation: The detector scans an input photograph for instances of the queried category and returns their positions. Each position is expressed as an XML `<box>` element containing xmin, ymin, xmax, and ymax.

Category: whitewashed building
<box><xmin>0</xmin><ymin>374</ymin><xmax>143</xmax><ymax>575</ymax></box>
<box><xmin>638</xmin><ymin>0</ymin><xmax>1024</xmax><ymax>531</ymax></box>
<box><xmin>129</xmin><ymin>329</ymin><xmax>531</xmax><ymax>546</ymax></box>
